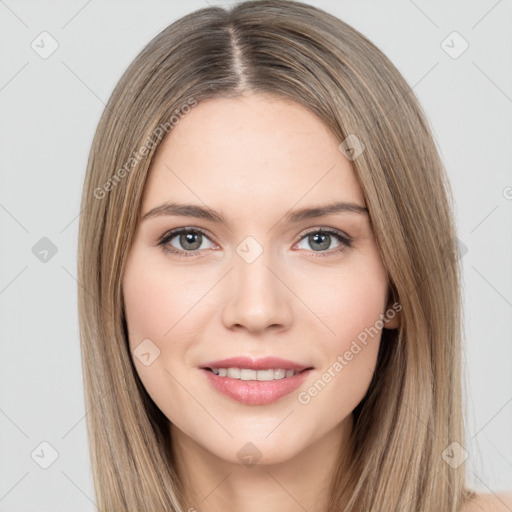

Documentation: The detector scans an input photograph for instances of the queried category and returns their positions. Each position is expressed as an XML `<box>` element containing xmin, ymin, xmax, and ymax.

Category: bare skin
<box><xmin>461</xmin><ymin>494</ymin><xmax>512</xmax><ymax>512</ymax></box>
<box><xmin>121</xmin><ymin>92</ymin><xmax>416</xmax><ymax>512</ymax></box>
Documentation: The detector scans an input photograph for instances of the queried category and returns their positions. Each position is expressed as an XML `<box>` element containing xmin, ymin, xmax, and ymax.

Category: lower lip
<box><xmin>201</xmin><ymin>368</ymin><xmax>312</xmax><ymax>405</ymax></box>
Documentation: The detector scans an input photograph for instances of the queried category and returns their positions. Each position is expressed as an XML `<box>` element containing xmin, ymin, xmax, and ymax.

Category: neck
<box><xmin>170</xmin><ymin>414</ymin><xmax>353</xmax><ymax>512</ymax></box>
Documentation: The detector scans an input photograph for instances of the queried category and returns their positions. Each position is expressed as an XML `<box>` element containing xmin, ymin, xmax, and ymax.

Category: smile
<box><xmin>207</xmin><ymin>367</ymin><xmax>300</xmax><ymax>380</ymax></box>
<box><xmin>200</xmin><ymin>367</ymin><xmax>313</xmax><ymax>405</ymax></box>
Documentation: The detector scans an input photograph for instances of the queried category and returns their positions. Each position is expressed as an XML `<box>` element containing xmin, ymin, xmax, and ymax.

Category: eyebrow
<box><xmin>140</xmin><ymin>201</ymin><xmax>368</xmax><ymax>225</ymax></box>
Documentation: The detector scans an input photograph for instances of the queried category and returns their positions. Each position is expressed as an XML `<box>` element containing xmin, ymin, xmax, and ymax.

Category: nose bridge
<box><xmin>221</xmin><ymin>235</ymin><xmax>292</xmax><ymax>332</ymax></box>
<box><xmin>234</xmin><ymin>245</ymin><xmax>276</xmax><ymax>297</ymax></box>
<box><xmin>233</xmin><ymin>236</ymin><xmax>280</xmax><ymax>303</ymax></box>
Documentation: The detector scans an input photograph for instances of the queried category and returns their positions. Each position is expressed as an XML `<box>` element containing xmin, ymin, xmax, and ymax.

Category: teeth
<box><xmin>273</xmin><ymin>369</ymin><xmax>286</xmax><ymax>380</ymax></box>
<box><xmin>253</xmin><ymin>369</ymin><xmax>273</xmax><ymax>381</ymax></box>
<box><xmin>241</xmin><ymin>369</ymin><xmax>257</xmax><ymax>380</ymax></box>
<box><xmin>209</xmin><ymin>367</ymin><xmax>300</xmax><ymax>380</ymax></box>
<box><xmin>227</xmin><ymin>368</ymin><xmax>240</xmax><ymax>379</ymax></box>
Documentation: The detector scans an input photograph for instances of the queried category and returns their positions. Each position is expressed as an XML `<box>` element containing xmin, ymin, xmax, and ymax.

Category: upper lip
<box><xmin>200</xmin><ymin>356</ymin><xmax>313</xmax><ymax>372</ymax></box>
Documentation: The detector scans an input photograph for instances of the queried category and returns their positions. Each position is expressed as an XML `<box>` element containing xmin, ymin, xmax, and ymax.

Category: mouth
<box><xmin>200</xmin><ymin>355</ymin><xmax>312</xmax><ymax>373</ymax></box>
<box><xmin>202</xmin><ymin>367</ymin><xmax>310</xmax><ymax>380</ymax></box>
<box><xmin>199</xmin><ymin>356</ymin><xmax>314</xmax><ymax>405</ymax></box>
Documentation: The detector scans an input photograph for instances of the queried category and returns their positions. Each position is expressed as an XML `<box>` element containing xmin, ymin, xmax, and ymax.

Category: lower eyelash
<box><xmin>157</xmin><ymin>228</ymin><xmax>352</xmax><ymax>258</ymax></box>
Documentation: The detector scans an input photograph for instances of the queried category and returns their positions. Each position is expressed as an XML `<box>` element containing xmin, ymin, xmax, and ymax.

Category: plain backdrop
<box><xmin>0</xmin><ymin>0</ymin><xmax>511</xmax><ymax>510</ymax></box>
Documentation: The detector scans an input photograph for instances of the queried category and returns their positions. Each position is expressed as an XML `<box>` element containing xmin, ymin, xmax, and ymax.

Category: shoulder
<box><xmin>460</xmin><ymin>493</ymin><xmax>512</xmax><ymax>512</ymax></box>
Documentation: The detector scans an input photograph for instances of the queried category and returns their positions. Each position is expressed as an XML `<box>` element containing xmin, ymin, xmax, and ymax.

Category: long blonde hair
<box><xmin>77</xmin><ymin>1</ymin><xmax>476</xmax><ymax>510</ymax></box>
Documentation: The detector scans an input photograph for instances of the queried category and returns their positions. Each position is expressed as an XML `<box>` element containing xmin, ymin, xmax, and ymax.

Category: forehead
<box><xmin>141</xmin><ymin>93</ymin><xmax>364</xmax><ymax>214</ymax></box>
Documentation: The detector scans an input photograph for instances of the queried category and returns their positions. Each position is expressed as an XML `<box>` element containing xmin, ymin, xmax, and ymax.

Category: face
<box><xmin>122</xmin><ymin>93</ymin><xmax>397</xmax><ymax>466</ymax></box>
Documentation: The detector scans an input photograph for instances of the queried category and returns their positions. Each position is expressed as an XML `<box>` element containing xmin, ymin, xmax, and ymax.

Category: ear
<box><xmin>383</xmin><ymin>310</ymin><xmax>400</xmax><ymax>329</ymax></box>
<box><xmin>383</xmin><ymin>289</ymin><xmax>401</xmax><ymax>330</ymax></box>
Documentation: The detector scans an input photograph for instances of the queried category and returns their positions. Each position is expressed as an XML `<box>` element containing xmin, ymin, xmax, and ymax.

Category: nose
<box><xmin>220</xmin><ymin>246</ymin><xmax>293</xmax><ymax>334</ymax></box>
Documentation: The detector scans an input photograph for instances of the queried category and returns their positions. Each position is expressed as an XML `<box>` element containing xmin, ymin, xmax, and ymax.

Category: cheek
<box><xmin>293</xmin><ymin>255</ymin><xmax>388</xmax><ymax>408</ymax></box>
<box><xmin>121</xmin><ymin>251</ymin><xmax>205</xmax><ymax>422</ymax></box>
<box><xmin>123</xmin><ymin>271</ymin><xmax>171</xmax><ymax>350</ymax></box>
<box><xmin>297</xmin><ymin>254</ymin><xmax>388</xmax><ymax>352</ymax></box>
<box><xmin>122</xmin><ymin>250</ymin><xmax>204</xmax><ymax>352</ymax></box>
<box><xmin>121</xmin><ymin>251</ymin><xmax>195</xmax><ymax>415</ymax></box>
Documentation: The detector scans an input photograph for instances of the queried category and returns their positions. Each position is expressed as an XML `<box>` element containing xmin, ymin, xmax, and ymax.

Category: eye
<box><xmin>157</xmin><ymin>228</ymin><xmax>215</xmax><ymax>257</ymax></box>
<box><xmin>157</xmin><ymin>227</ymin><xmax>353</xmax><ymax>258</ymax></box>
<box><xmin>295</xmin><ymin>228</ymin><xmax>352</xmax><ymax>257</ymax></box>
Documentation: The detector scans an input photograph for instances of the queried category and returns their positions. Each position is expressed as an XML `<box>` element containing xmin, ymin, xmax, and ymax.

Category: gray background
<box><xmin>1</xmin><ymin>0</ymin><xmax>511</xmax><ymax>510</ymax></box>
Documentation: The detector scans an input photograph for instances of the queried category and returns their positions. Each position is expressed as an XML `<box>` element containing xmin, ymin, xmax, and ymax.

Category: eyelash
<box><xmin>156</xmin><ymin>227</ymin><xmax>353</xmax><ymax>258</ymax></box>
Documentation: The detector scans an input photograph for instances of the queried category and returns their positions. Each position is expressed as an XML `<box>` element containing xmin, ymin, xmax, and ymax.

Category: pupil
<box><xmin>311</xmin><ymin>233</ymin><xmax>330</xmax><ymax>251</ymax></box>
<box><xmin>181</xmin><ymin>232</ymin><xmax>201</xmax><ymax>250</ymax></box>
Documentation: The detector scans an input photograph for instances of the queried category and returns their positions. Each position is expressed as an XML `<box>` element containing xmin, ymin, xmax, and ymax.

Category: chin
<box><xmin>213</xmin><ymin>430</ymin><xmax>308</xmax><ymax>468</ymax></box>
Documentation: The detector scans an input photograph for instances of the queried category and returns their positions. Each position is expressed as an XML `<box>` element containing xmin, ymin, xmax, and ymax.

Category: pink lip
<box><xmin>199</xmin><ymin>356</ymin><xmax>314</xmax><ymax>405</ymax></box>
<box><xmin>200</xmin><ymin>356</ymin><xmax>311</xmax><ymax>372</ymax></box>
<box><xmin>201</xmin><ymin>368</ymin><xmax>312</xmax><ymax>405</ymax></box>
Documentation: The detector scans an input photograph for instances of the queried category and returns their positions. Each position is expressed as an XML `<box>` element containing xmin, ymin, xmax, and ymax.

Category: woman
<box><xmin>77</xmin><ymin>1</ymin><xmax>510</xmax><ymax>510</ymax></box>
